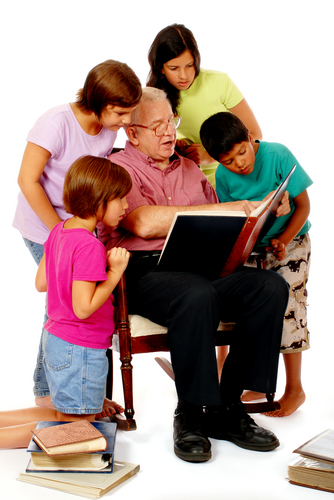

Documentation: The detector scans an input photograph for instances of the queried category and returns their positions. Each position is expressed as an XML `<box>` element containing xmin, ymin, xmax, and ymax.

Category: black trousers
<box><xmin>126</xmin><ymin>254</ymin><xmax>289</xmax><ymax>407</ymax></box>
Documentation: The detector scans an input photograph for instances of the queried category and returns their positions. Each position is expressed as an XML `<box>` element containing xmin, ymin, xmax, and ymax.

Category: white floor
<box><xmin>0</xmin><ymin>229</ymin><xmax>333</xmax><ymax>500</ymax></box>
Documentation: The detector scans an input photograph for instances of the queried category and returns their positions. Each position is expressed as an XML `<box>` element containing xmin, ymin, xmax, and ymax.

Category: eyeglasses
<box><xmin>131</xmin><ymin>116</ymin><xmax>181</xmax><ymax>137</ymax></box>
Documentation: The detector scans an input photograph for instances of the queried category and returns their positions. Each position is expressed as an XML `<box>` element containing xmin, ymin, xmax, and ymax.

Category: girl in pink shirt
<box><xmin>0</xmin><ymin>156</ymin><xmax>131</xmax><ymax>448</ymax></box>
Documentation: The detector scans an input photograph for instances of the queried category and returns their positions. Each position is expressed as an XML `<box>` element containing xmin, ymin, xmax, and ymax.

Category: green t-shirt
<box><xmin>176</xmin><ymin>69</ymin><xmax>243</xmax><ymax>187</ymax></box>
<box><xmin>177</xmin><ymin>68</ymin><xmax>243</xmax><ymax>145</ymax></box>
<box><xmin>215</xmin><ymin>141</ymin><xmax>313</xmax><ymax>247</ymax></box>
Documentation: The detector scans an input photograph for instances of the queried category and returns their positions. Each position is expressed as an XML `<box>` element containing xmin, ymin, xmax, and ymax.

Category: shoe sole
<box><xmin>174</xmin><ymin>446</ymin><xmax>212</xmax><ymax>462</ymax></box>
<box><xmin>208</xmin><ymin>432</ymin><xmax>280</xmax><ymax>452</ymax></box>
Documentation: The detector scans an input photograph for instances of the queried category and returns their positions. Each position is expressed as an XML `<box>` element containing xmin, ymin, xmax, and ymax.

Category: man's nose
<box><xmin>164</xmin><ymin>121</ymin><xmax>175</xmax><ymax>135</ymax></box>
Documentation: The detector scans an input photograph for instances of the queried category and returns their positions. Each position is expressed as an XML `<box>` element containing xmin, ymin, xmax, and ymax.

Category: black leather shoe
<box><xmin>204</xmin><ymin>402</ymin><xmax>279</xmax><ymax>452</ymax></box>
<box><xmin>173</xmin><ymin>410</ymin><xmax>212</xmax><ymax>462</ymax></box>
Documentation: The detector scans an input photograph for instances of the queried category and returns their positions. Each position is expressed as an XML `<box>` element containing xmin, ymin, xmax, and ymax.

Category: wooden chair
<box><xmin>106</xmin><ymin>270</ymin><xmax>280</xmax><ymax>431</ymax></box>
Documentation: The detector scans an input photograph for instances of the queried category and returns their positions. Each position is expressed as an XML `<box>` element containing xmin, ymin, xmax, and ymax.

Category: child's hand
<box><xmin>266</xmin><ymin>239</ymin><xmax>287</xmax><ymax>261</ymax></box>
<box><xmin>276</xmin><ymin>191</ymin><xmax>290</xmax><ymax>217</ymax></box>
<box><xmin>107</xmin><ymin>247</ymin><xmax>130</xmax><ymax>275</ymax></box>
<box><xmin>185</xmin><ymin>143</ymin><xmax>215</xmax><ymax>165</ymax></box>
<box><xmin>176</xmin><ymin>140</ymin><xmax>214</xmax><ymax>165</ymax></box>
<box><xmin>176</xmin><ymin>139</ymin><xmax>190</xmax><ymax>155</ymax></box>
<box><xmin>262</xmin><ymin>191</ymin><xmax>290</xmax><ymax>217</ymax></box>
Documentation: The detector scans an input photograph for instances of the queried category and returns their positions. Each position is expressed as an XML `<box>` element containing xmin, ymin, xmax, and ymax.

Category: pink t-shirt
<box><xmin>44</xmin><ymin>221</ymin><xmax>114</xmax><ymax>349</ymax></box>
<box><xmin>13</xmin><ymin>104</ymin><xmax>116</xmax><ymax>244</ymax></box>
<box><xmin>98</xmin><ymin>141</ymin><xmax>219</xmax><ymax>251</ymax></box>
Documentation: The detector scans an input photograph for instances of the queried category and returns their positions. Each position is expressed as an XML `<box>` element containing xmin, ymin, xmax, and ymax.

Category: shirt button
<box><xmin>168</xmin><ymin>197</ymin><xmax>171</xmax><ymax>200</ymax></box>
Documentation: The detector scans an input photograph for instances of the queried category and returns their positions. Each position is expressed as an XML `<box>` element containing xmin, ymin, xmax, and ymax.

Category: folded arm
<box><xmin>72</xmin><ymin>248</ymin><xmax>130</xmax><ymax>320</ymax></box>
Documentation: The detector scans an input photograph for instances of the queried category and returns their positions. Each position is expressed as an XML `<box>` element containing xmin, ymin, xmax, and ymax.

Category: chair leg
<box><xmin>155</xmin><ymin>356</ymin><xmax>175</xmax><ymax>380</ymax></box>
<box><xmin>115</xmin><ymin>275</ymin><xmax>137</xmax><ymax>430</ymax></box>
<box><xmin>243</xmin><ymin>399</ymin><xmax>280</xmax><ymax>413</ymax></box>
<box><xmin>119</xmin><ymin>354</ymin><xmax>137</xmax><ymax>430</ymax></box>
<box><xmin>105</xmin><ymin>349</ymin><xmax>136</xmax><ymax>430</ymax></box>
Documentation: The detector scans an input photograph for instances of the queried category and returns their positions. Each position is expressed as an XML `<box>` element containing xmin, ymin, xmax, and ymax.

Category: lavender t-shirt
<box><xmin>44</xmin><ymin>222</ymin><xmax>114</xmax><ymax>349</ymax></box>
<box><xmin>13</xmin><ymin>104</ymin><xmax>116</xmax><ymax>244</ymax></box>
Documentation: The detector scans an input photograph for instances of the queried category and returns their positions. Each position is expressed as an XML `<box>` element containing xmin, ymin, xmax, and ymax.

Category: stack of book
<box><xmin>17</xmin><ymin>420</ymin><xmax>139</xmax><ymax>498</ymax></box>
<box><xmin>288</xmin><ymin>429</ymin><xmax>334</xmax><ymax>493</ymax></box>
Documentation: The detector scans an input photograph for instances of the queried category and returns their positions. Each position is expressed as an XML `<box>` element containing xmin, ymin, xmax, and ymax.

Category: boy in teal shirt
<box><xmin>200</xmin><ymin>112</ymin><xmax>312</xmax><ymax>417</ymax></box>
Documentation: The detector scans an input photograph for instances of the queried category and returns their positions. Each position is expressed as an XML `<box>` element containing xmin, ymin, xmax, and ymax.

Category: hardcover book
<box><xmin>157</xmin><ymin>164</ymin><xmax>295</xmax><ymax>279</ymax></box>
<box><xmin>293</xmin><ymin>429</ymin><xmax>334</xmax><ymax>464</ymax></box>
<box><xmin>32</xmin><ymin>420</ymin><xmax>108</xmax><ymax>456</ymax></box>
<box><xmin>18</xmin><ymin>461</ymin><xmax>140</xmax><ymax>499</ymax></box>
<box><xmin>288</xmin><ymin>429</ymin><xmax>334</xmax><ymax>493</ymax></box>
<box><xmin>288</xmin><ymin>456</ymin><xmax>334</xmax><ymax>493</ymax></box>
<box><xmin>27</xmin><ymin>420</ymin><xmax>116</xmax><ymax>473</ymax></box>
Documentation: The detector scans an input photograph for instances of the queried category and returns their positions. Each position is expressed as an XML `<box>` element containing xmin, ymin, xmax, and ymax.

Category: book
<box><xmin>26</xmin><ymin>453</ymin><xmax>112</xmax><ymax>473</ymax></box>
<box><xmin>287</xmin><ymin>429</ymin><xmax>334</xmax><ymax>493</ymax></box>
<box><xmin>157</xmin><ymin>164</ymin><xmax>296</xmax><ymax>279</ymax></box>
<box><xmin>288</xmin><ymin>456</ymin><xmax>334</xmax><ymax>493</ymax></box>
<box><xmin>293</xmin><ymin>429</ymin><xmax>334</xmax><ymax>464</ymax></box>
<box><xmin>17</xmin><ymin>461</ymin><xmax>140</xmax><ymax>499</ymax></box>
<box><xmin>27</xmin><ymin>420</ymin><xmax>116</xmax><ymax>473</ymax></box>
<box><xmin>32</xmin><ymin>420</ymin><xmax>108</xmax><ymax>456</ymax></box>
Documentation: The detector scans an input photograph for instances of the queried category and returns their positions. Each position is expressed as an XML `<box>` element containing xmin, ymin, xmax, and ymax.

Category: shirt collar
<box><xmin>124</xmin><ymin>141</ymin><xmax>181</xmax><ymax>170</ymax></box>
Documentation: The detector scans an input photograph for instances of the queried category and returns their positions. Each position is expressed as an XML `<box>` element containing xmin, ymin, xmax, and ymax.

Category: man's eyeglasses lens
<box><xmin>155</xmin><ymin>116</ymin><xmax>181</xmax><ymax>136</ymax></box>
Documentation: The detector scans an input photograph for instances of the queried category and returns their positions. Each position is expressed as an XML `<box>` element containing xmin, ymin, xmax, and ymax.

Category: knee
<box><xmin>178</xmin><ymin>279</ymin><xmax>221</xmax><ymax>315</ymax></box>
<box><xmin>263</xmin><ymin>269</ymin><xmax>290</xmax><ymax>304</ymax></box>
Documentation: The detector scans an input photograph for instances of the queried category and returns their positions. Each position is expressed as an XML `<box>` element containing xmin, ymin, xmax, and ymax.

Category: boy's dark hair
<box><xmin>147</xmin><ymin>24</ymin><xmax>200</xmax><ymax>113</ymax></box>
<box><xmin>76</xmin><ymin>60</ymin><xmax>142</xmax><ymax>118</ymax></box>
<box><xmin>63</xmin><ymin>155</ymin><xmax>132</xmax><ymax>219</ymax></box>
<box><xmin>200</xmin><ymin>112</ymin><xmax>250</xmax><ymax>162</ymax></box>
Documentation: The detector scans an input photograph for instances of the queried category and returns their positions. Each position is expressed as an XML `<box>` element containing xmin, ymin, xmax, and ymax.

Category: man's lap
<box><xmin>125</xmin><ymin>265</ymin><xmax>288</xmax><ymax>401</ymax></box>
<box><xmin>127</xmin><ymin>265</ymin><xmax>288</xmax><ymax>324</ymax></box>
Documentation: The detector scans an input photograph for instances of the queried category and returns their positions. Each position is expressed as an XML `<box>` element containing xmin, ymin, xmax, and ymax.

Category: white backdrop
<box><xmin>1</xmin><ymin>1</ymin><xmax>333</xmax><ymax>499</ymax></box>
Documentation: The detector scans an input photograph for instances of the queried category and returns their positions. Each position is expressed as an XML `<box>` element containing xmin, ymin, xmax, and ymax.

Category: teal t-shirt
<box><xmin>215</xmin><ymin>141</ymin><xmax>313</xmax><ymax>247</ymax></box>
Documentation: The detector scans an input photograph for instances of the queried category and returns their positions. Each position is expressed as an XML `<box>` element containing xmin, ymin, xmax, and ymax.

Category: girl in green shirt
<box><xmin>147</xmin><ymin>23</ymin><xmax>262</xmax><ymax>187</ymax></box>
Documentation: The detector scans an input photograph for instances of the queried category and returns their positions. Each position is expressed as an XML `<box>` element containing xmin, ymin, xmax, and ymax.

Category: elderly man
<box><xmin>99</xmin><ymin>88</ymin><xmax>289</xmax><ymax>463</ymax></box>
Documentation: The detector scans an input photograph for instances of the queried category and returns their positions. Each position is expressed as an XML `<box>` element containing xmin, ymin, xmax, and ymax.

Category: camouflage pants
<box><xmin>246</xmin><ymin>233</ymin><xmax>311</xmax><ymax>353</ymax></box>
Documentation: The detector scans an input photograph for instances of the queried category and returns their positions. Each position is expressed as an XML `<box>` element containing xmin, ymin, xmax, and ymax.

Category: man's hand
<box><xmin>218</xmin><ymin>199</ymin><xmax>259</xmax><ymax>216</ymax></box>
<box><xmin>266</xmin><ymin>239</ymin><xmax>287</xmax><ymax>261</ymax></box>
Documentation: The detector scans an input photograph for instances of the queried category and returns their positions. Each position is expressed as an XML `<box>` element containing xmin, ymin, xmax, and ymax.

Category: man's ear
<box><xmin>126</xmin><ymin>125</ymin><xmax>139</xmax><ymax>146</ymax></box>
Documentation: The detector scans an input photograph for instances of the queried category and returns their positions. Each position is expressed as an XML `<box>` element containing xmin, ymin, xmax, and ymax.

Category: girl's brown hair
<box><xmin>63</xmin><ymin>155</ymin><xmax>132</xmax><ymax>219</ymax></box>
<box><xmin>76</xmin><ymin>60</ymin><xmax>142</xmax><ymax>118</ymax></box>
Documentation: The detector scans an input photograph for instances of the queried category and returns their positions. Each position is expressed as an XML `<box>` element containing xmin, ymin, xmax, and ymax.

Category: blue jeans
<box><xmin>23</xmin><ymin>238</ymin><xmax>50</xmax><ymax>397</ymax></box>
<box><xmin>42</xmin><ymin>329</ymin><xmax>108</xmax><ymax>414</ymax></box>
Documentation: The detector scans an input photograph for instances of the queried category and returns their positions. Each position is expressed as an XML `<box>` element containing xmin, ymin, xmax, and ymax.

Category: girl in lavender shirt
<box><xmin>12</xmin><ymin>60</ymin><xmax>141</xmax><ymax>415</ymax></box>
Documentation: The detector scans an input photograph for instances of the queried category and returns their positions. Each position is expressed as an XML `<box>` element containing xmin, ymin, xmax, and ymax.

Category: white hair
<box><xmin>129</xmin><ymin>87</ymin><xmax>170</xmax><ymax>125</ymax></box>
